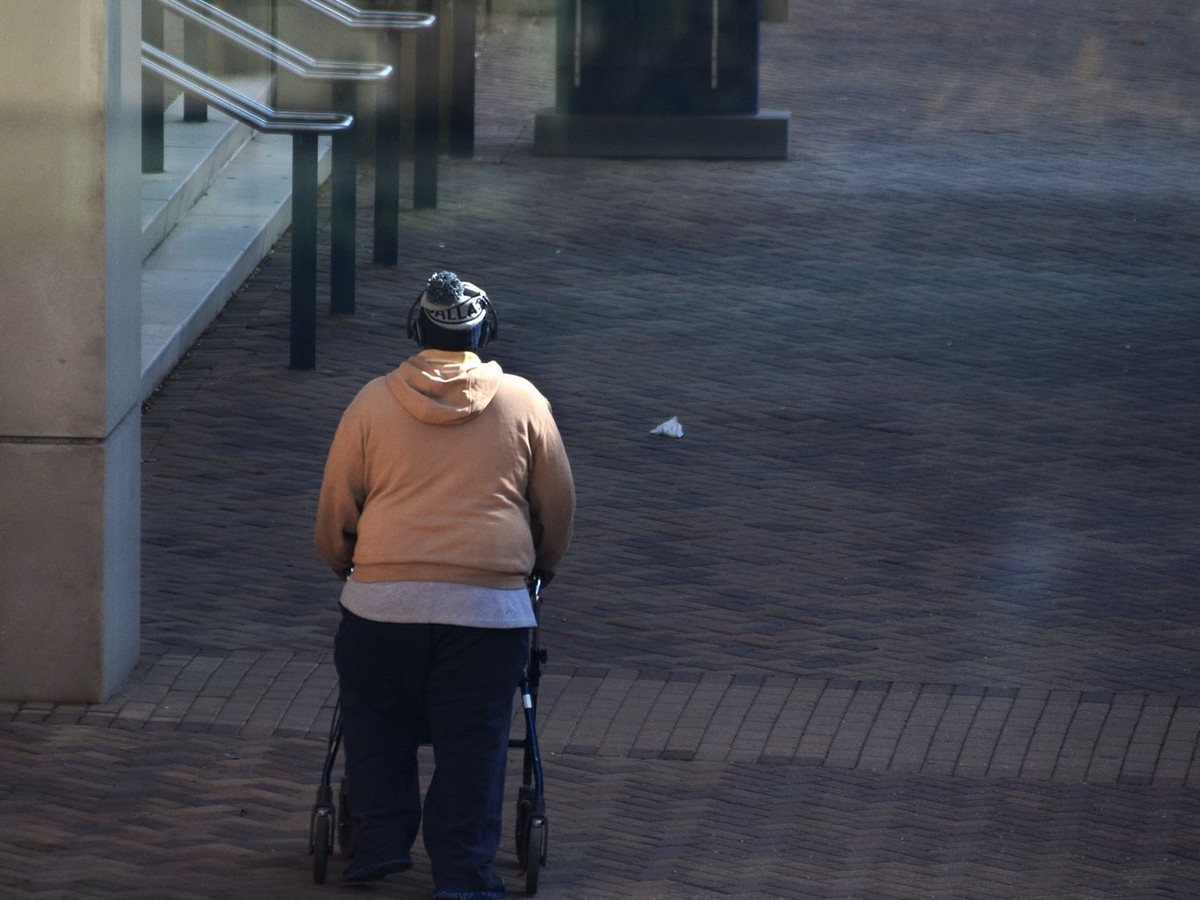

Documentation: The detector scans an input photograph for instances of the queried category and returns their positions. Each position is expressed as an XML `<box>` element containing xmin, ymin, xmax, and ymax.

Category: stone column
<box><xmin>534</xmin><ymin>0</ymin><xmax>790</xmax><ymax>158</ymax></box>
<box><xmin>0</xmin><ymin>0</ymin><xmax>142</xmax><ymax>702</ymax></box>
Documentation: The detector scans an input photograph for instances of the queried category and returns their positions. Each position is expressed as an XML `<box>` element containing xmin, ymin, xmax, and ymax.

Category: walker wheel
<box><xmin>311</xmin><ymin>810</ymin><xmax>332</xmax><ymax>884</ymax></box>
<box><xmin>523</xmin><ymin>817</ymin><xmax>546</xmax><ymax>895</ymax></box>
<box><xmin>514</xmin><ymin>786</ymin><xmax>536</xmax><ymax>865</ymax></box>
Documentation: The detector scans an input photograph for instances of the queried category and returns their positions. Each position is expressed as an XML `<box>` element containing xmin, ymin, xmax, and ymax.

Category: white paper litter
<box><xmin>649</xmin><ymin>416</ymin><xmax>684</xmax><ymax>438</ymax></box>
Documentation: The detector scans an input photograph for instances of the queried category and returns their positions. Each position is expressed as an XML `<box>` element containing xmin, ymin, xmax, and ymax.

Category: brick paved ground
<box><xmin>3</xmin><ymin>2</ymin><xmax>1200</xmax><ymax>897</ymax></box>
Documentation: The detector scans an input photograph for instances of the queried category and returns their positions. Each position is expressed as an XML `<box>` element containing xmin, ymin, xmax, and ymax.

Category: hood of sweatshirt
<box><xmin>385</xmin><ymin>350</ymin><xmax>503</xmax><ymax>426</ymax></box>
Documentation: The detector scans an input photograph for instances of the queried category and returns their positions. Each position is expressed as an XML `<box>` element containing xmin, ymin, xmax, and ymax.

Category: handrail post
<box><xmin>270</xmin><ymin>0</ymin><xmax>280</xmax><ymax>107</ymax></box>
<box><xmin>449</xmin><ymin>0</ymin><xmax>475</xmax><ymax>159</ymax></box>
<box><xmin>291</xmin><ymin>133</ymin><xmax>320</xmax><ymax>370</ymax></box>
<box><xmin>142</xmin><ymin>1</ymin><xmax>166</xmax><ymax>173</ymax></box>
<box><xmin>330</xmin><ymin>82</ymin><xmax>358</xmax><ymax>315</ymax></box>
<box><xmin>374</xmin><ymin>31</ymin><xmax>402</xmax><ymax>266</ymax></box>
<box><xmin>413</xmin><ymin>11</ymin><xmax>439</xmax><ymax>209</ymax></box>
<box><xmin>183</xmin><ymin>18</ymin><xmax>209</xmax><ymax>122</ymax></box>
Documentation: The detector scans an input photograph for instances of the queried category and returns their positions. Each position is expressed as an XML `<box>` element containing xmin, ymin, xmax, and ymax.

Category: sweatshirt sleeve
<box><xmin>314</xmin><ymin>399</ymin><xmax>367</xmax><ymax>577</ymax></box>
<box><xmin>527</xmin><ymin>406</ymin><xmax>576</xmax><ymax>578</ymax></box>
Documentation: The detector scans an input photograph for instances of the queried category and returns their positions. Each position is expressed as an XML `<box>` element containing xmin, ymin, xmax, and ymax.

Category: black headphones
<box><xmin>406</xmin><ymin>287</ymin><xmax>498</xmax><ymax>350</ymax></box>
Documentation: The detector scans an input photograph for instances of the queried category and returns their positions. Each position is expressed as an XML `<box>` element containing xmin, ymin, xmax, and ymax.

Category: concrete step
<box><xmin>139</xmin><ymin>83</ymin><xmax>332</xmax><ymax>400</ymax></box>
<box><xmin>140</xmin><ymin>82</ymin><xmax>259</xmax><ymax>263</ymax></box>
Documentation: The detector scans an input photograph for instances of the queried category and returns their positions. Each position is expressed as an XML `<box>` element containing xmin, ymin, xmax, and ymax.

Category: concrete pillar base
<box><xmin>533</xmin><ymin>109</ymin><xmax>791</xmax><ymax>159</ymax></box>
<box><xmin>0</xmin><ymin>412</ymin><xmax>140</xmax><ymax>703</ymax></box>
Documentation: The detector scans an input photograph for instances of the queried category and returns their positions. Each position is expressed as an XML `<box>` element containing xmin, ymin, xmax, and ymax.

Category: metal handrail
<box><xmin>292</xmin><ymin>0</ymin><xmax>435</xmax><ymax>30</ymax></box>
<box><xmin>155</xmin><ymin>0</ymin><xmax>393</xmax><ymax>81</ymax></box>
<box><xmin>294</xmin><ymin>0</ymin><xmax>442</xmax><ymax>262</ymax></box>
<box><xmin>149</xmin><ymin>1</ymin><xmax>396</xmax><ymax>318</ymax></box>
<box><xmin>141</xmin><ymin>43</ymin><xmax>353</xmax><ymax>133</ymax></box>
<box><xmin>142</xmin><ymin>42</ymin><xmax>350</xmax><ymax>370</ymax></box>
<box><xmin>294</xmin><ymin>0</ymin><xmax>474</xmax><ymax>160</ymax></box>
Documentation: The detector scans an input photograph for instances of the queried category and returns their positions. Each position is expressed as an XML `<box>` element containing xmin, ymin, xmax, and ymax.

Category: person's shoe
<box><xmin>341</xmin><ymin>854</ymin><xmax>413</xmax><ymax>883</ymax></box>
<box><xmin>433</xmin><ymin>873</ymin><xmax>505</xmax><ymax>899</ymax></box>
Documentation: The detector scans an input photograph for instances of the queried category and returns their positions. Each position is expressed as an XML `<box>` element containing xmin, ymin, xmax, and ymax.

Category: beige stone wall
<box><xmin>0</xmin><ymin>0</ymin><xmax>141</xmax><ymax>702</ymax></box>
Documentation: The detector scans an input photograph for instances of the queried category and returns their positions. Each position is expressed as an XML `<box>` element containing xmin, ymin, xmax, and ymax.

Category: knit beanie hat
<box><xmin>418</xmin><ymin>271</ymin><xmax>488</xmax><ymax>332</ymax></box>
<box><xmin>411</xmin><ymin>271</ymin><xmax>494</xmax><ymax>351</ymax></box>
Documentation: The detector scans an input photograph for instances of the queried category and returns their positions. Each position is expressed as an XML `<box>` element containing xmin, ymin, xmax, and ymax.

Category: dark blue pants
<box><xmin>334</xmin><ymin>606</ymin><xmax>529</xmax><ymax>892</ymax></box>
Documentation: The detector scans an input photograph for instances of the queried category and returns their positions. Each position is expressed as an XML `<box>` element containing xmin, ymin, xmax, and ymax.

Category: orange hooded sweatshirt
<box><xmin>315</xmin><ymin>350</ymin><xmax>575</xmax><ymax>589</ymax></box>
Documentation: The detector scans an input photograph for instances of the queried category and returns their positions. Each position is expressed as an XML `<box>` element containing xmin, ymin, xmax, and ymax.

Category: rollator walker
<box><xmin>308</xmin><ymin>575</ymin><xmax>550</xmax><ymax>895</ymax></box>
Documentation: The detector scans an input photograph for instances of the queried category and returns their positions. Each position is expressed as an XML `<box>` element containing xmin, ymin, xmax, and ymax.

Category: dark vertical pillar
<box><xmin>269</xmin><ymin>0</ymin><xmax>280</xmax><ymax>106</ymax></box>
<box><xmin>374</xmin><ymin>34</ymin><xmax>401</xmax><ymax>266</ymax></box>
<box><xmin>413</xmin><ymin>18</ymin><xmax>440</xmax><ymax>210</ymax></box>
<box><xmin>183</xmin><ymin>19</ymin><xmax>208</xmax><ymax>122</ymax></box>
<box><xmin>141</xmin><ymin>1</ymin><xmax>165</xmax><ymax>174</ymax></box>
<box><xmin>449</xmin><ymin>0</ymin><xmax>476</xmax><ymax>158</ymax></box>
<box><xmin>331</xmin><ymin>83</ymin><xmax>358</xmax><ymax>315</ymax></box>
<box><xmin>291</xmin><ymin>133</ymin><xmax>318</xmax><ymax>370</ymax></box>
<box><xmin>553</xmin><ymin>0</ymin><xmax>574</xmax><ymax>115</ymax></box>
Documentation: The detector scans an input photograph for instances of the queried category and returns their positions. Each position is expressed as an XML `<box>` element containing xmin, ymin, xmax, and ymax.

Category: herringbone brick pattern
<box><xmin>3</xmin><ymin>0</ymin><xmax>1200</xmax><ymax>896</ymax></box>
